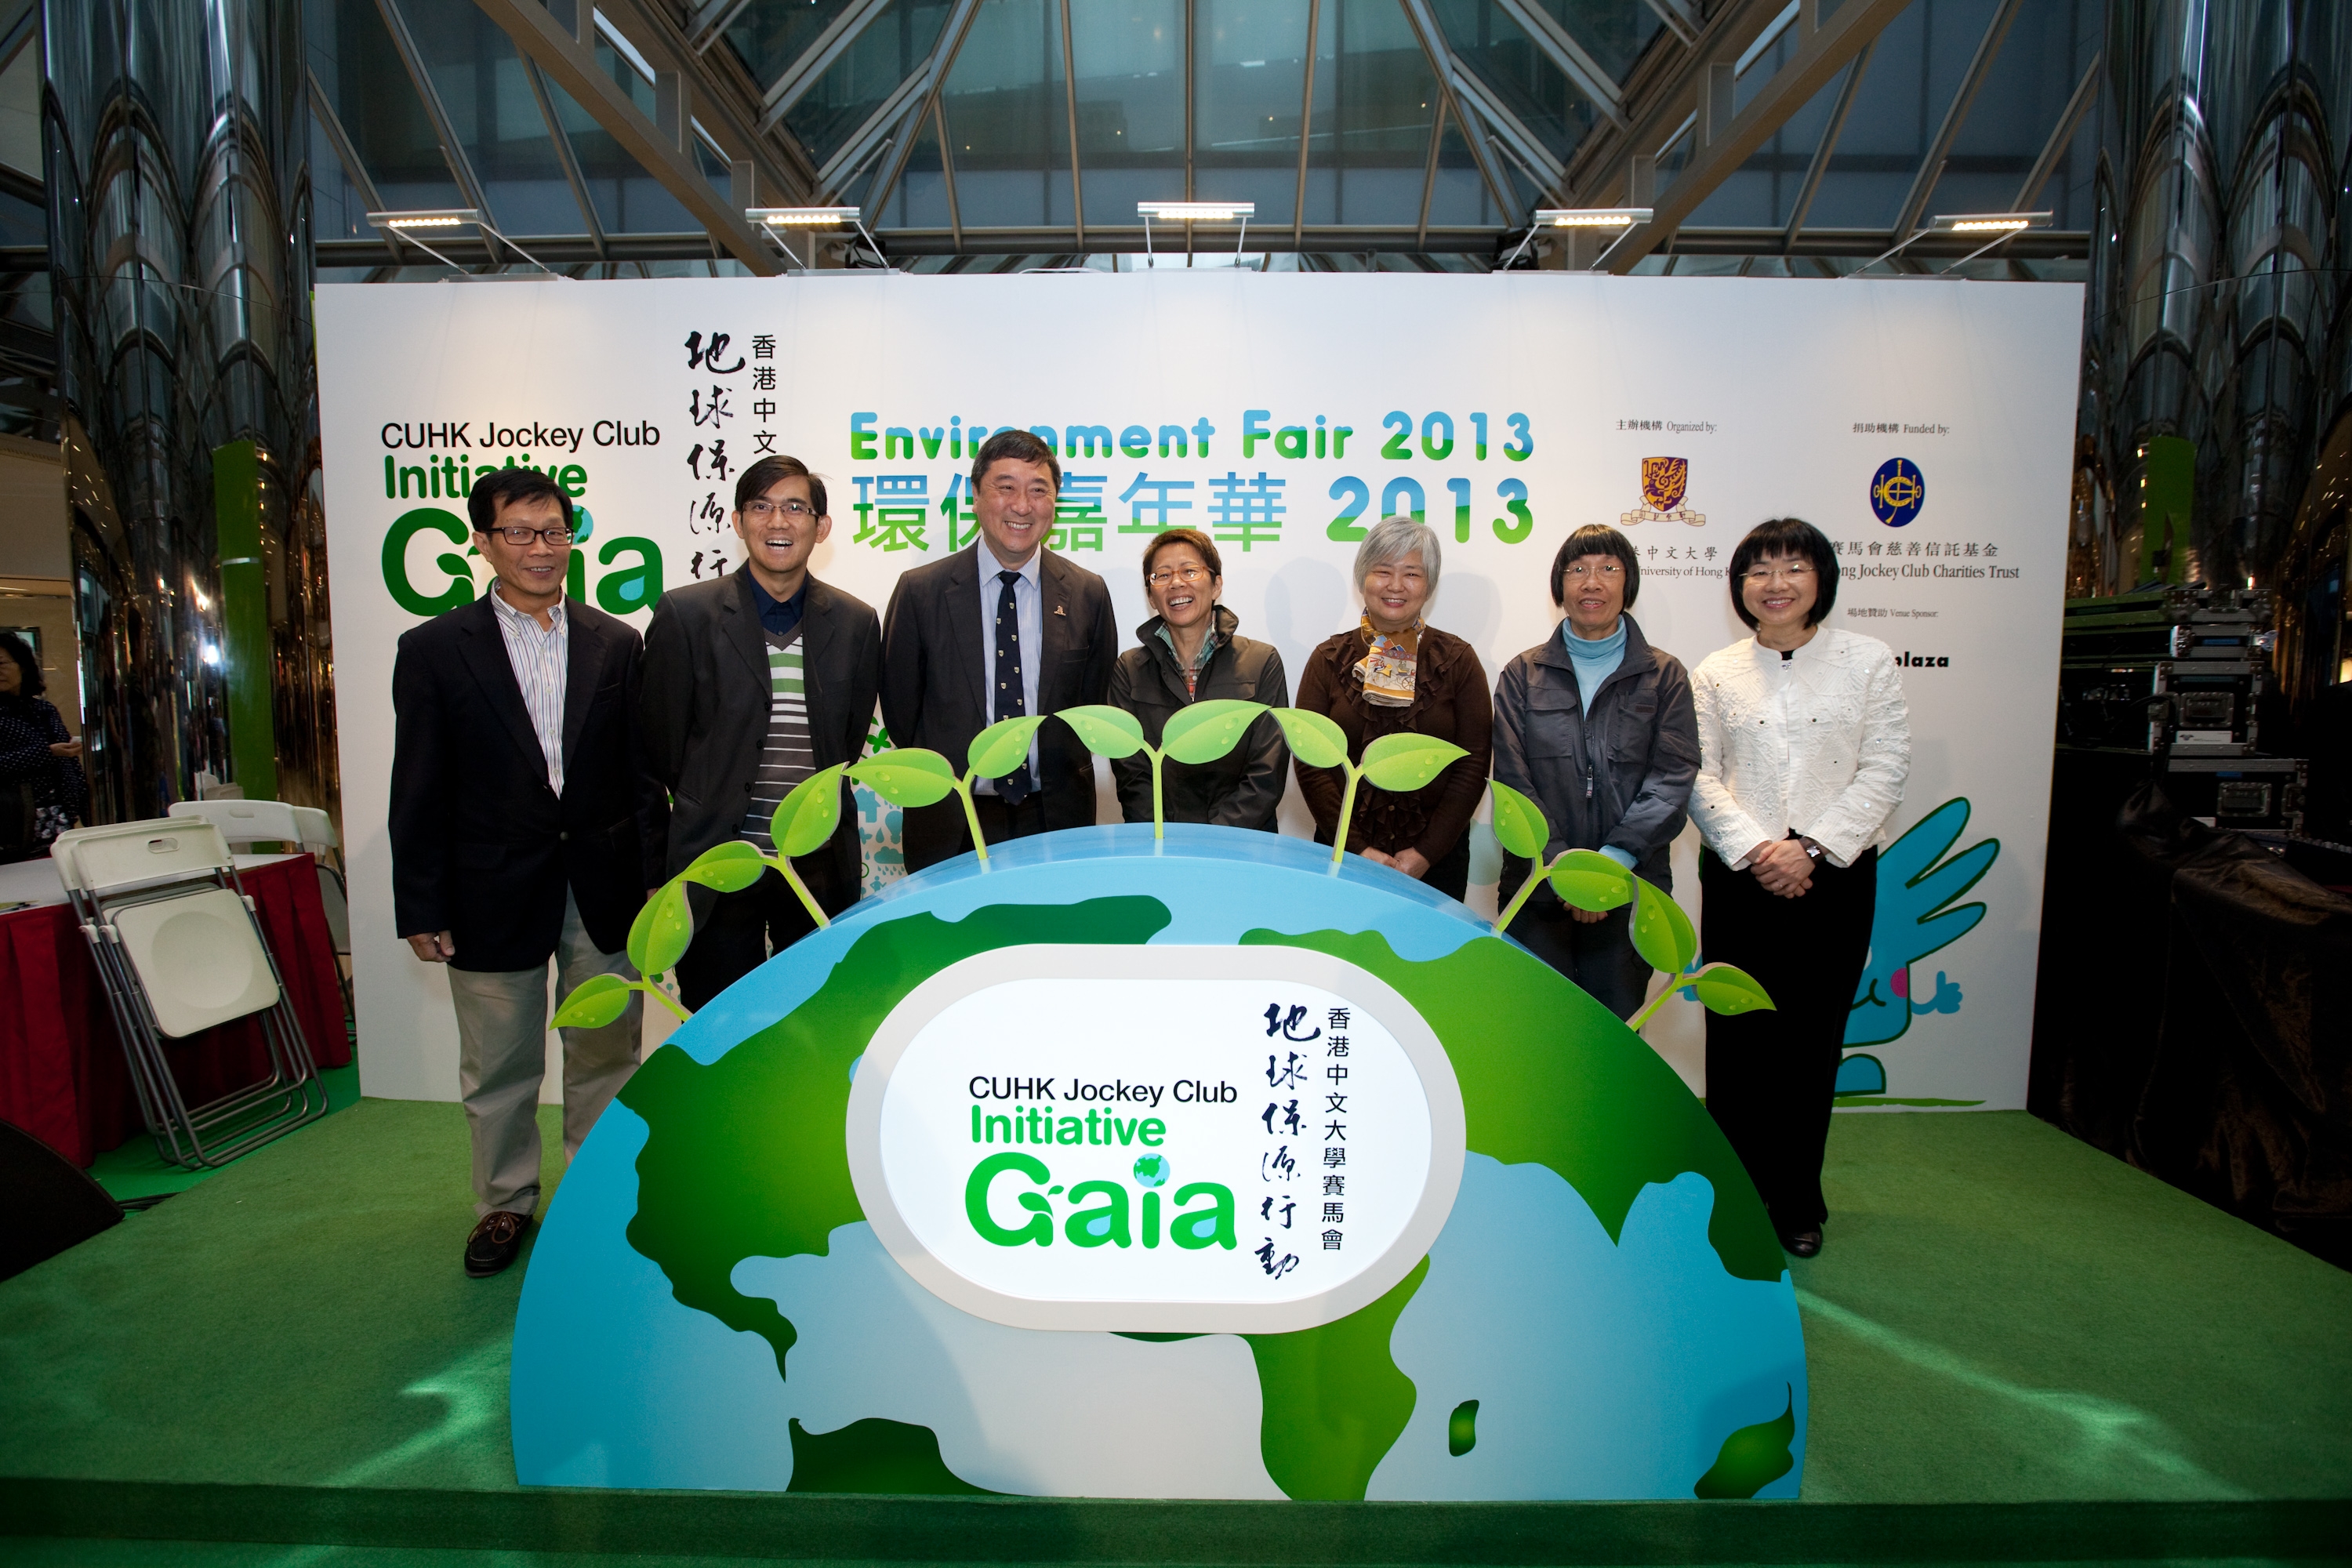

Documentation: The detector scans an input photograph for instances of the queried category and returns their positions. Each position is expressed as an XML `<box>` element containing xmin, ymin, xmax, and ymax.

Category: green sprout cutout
<box><xmin>550</xmin><ymin>880</ymin><xmax>695</xmax><ymax>1029</ymax></box>
<box><xmin>1268</xmin><ymin>707</ymin><xmax>1468</xmax><ymax>866</ymax></box>
<box><xmin>1485</xmin><ymin>779</ymin><xmax>1776</xmax><ymax>1030</ymax></box>
<box><xmin>844</xmin><ymin>713</ymin><xmax>1050</xmax><ymax>865</ymax></box>
<box><xmin>1057</xmin><ymin>700</ymin><xmax>1269</xmax><ymax>837</ymax></box>
<box><xmin>549</xmin><ymin>764</ymin><xmax>857</xmax><ymax>1030</ymax></box>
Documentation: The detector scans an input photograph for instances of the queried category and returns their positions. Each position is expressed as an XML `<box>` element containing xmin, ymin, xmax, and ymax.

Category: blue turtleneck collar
<box><xmin>1562</xmin><ymin>619</ymin><xmax>1628</xmax><ymax>709</ymax></box>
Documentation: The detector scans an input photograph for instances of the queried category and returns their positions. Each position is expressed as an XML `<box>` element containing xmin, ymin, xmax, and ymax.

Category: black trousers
<box><xmin>1701</xmin><ymin>842</ymin><xmax>1876</xmax><ymax>1237</ymax></box>
<box><xmin>901</xmin><ymin>792</ymin><xmax>1054</xmax><ymax>874</ymax></box>
<box><xmin>1512</xmin><ymin>902</ymin><xmax>1653</xmax><ymax>1021</ymax></box>
<box><xmin>673</xmin><ymin>866</ymin><xmax>822</xmax><ymax>1012</ymax></box>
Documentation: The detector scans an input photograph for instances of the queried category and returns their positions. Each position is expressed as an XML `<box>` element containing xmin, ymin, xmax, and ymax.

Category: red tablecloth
<box><xmin>0</xmin><ymin>854</ymin><xmax>350</xmax><ymax>1167</ymax></box>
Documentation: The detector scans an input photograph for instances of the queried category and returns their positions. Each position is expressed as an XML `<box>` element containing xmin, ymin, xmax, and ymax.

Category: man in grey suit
<box><xmin>881</xmin><ymin>428</ymin><xmax>1118</xmax><ymax>871</ymax></box>
<box><xmin>639</xmin><ymin>455</ymin><xmax>880</xmax><ymax>1008</ymax></box>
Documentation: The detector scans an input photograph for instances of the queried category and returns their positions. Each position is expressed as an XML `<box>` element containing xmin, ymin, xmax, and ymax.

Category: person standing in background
<box><xmin>880</xmin><ymin>429</ymin><xmax>1117</xmax><ymax>871</ymax></box>
<box><xmin>0</xmin><ymin>631</ymin><xmax>82</xmax><ymax>862</ymax></box>
<box><xmin>390</xmin><ymin>466</ymin><xmax>666</xmax><ymax>1280</ymax></box>
<box><xmin>1294</xmin><ymin>516</ymin><xmax>1491</xmax><ymax>899</ymax></box>
<box><xmin>1689</xmin><ymin>517</ymin><xmax>1910</xmax><ymax>1261</ymax></box>
<box><xmin>639</xmin><ymin>455</ymin><xmax>880</xmax><ymax>1010</ymax></box>
<box><xmin>1491</xmin><ymin>524</ymin><xmax>1698</xmax><ymax>1020</ymax></box>
<box><xmin>1106</xmin><ymin>527</ymin><xmax>1290</xmax><ymax>831</ymax></box>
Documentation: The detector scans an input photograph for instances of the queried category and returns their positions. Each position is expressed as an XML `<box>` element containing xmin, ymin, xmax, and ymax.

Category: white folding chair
<box><xmin>52</xmin><ymin>818</ymin><xmax>328</xmax><ymax>1169</ymax></box>
<box><xmin>167</xmin><ymin>800</ymin><xmax>352</xmax><ymax>1030</ymax></box>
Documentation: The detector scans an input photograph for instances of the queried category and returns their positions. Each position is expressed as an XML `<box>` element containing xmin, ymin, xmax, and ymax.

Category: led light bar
<box><xmin>747</xmin><ymin>206</ymin><xmax>862</xmax><ymax>227</ymax></box>
<box><xmin>1136</xmin><ymin>201</ymin><xmax>1256</xmax><ymax>223</ymax></box>
<box><xmin>367</xmin><ymin>209</ymin><xmax>481</xmax><ymax>230</ymax></box>
<box><xmin>1928</xmin><ymin>211</ymin><xmax>2053</xmax><ymax>233</ymax></box>
<box><xmin>1532</xmin><ymin>207</ymin><xmax>1653</xmax><ymax>228</ymax></box>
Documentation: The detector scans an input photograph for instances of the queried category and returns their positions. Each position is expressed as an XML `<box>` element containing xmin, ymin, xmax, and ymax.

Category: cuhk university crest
<box><xmin>1621</xmin><ymin>456</ymin><xmax>1706</xmax><ymax>527</ymax></box>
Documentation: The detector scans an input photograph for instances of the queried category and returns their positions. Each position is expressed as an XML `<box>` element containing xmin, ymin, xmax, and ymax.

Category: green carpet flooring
<box><xmin>84</xmin><ymin>1064</ymin><xmax>364</xmax><ymax>1207</ymax></box>
<box><xmin>2</xmin><ymin>1102</ymin><xmax>2345</xmax><ymax>1564</ymax></box>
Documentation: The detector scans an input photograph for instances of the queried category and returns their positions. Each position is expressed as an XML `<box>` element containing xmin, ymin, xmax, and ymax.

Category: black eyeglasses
<box><xmin>488</xmin><ymin>525</ymin><xmax>575</xmax><ymax>546</ymax></box>
<box><xmin>742</xmin><ymin>499</ymin><xmax>817</xmax><ymax>521</ymax></box>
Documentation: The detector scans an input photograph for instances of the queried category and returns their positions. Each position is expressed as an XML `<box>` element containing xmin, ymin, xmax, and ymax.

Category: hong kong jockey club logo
<box><xmin>1871</xmin><ymin>457</ymin><xmax>1926</xmax><ymax>527</ymax></box>
<box><xmin>1621</xmin><ymin>456</ymin><xmax>1705</xmax><ymax>527</ymax></box>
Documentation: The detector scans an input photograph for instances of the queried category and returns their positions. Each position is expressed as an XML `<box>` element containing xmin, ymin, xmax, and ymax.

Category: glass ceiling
<box><xmin>299</xmin><ymin>0</ymin><xmax>2104</xmax><ymax>275</ymax></box>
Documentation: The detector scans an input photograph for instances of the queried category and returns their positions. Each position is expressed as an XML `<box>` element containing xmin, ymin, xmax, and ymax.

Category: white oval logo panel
<box><xmin>845</xmin><ymin>946</ymin><xmax>1467</xmax><ymax>1334</ymax></box>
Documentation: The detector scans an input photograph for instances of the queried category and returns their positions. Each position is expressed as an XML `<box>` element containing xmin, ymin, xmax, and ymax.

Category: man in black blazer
<box><xmin>390</xmin><ymin>466</ymin><xmax>666</xmax><ymax>1279</ymax></box>
<box><xmin>640</xmin><ymin>455</ymin><xmax>880</xmax><ymax>1008</ymax></box>
<box><xmin>881</xmin><ymin>428</ymin><xmax>1118</xmax><ymax>871</ymax></box>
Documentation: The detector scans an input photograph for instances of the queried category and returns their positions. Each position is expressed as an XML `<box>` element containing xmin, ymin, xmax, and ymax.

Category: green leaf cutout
<box><xmin>550</xmin><ymin>971</ymin><xmax>634</xmax><ymax>1031</ymax></box>
<box><xmin>1688</xmin><ymin>961</ymin><xmax>1776</xmax><ymax>1015</ymax></box>
<box><xmin>771</xmin><ymin>763</ymin><xmax>847</xmax><ymax>859</ymax></box>
<box><xmin>847</xmin><ymin>749</ymin><xmax>957</xmax><ymax>808</ymax></box>
<box><xmin>1056</xmin><ymin>704</ymin><xmax>1149</xmax><ymax>760</ymax></box>
<box><xmin>1630</xmin><ymin>876</ymin><xmax>1698</xmax><ymax>977</ymax></box>
<box><xmin>1486</xmin><ymin>780</ymin><xmax>1549</xmax><ymax>861</ymax></box>
<box><xmin>1693</xmin><ymin>1388</ymin><xmax>1795</xmax><ymax>1499</ymax></box>
<box><xmin>1358</xmin><ymin>731</ymin><xmax>1468</xmax><ymax>793</ymax></box>
<box><xmin>678</xmin><ymin>840</ymin><xmax>768</xmax><ymax>894</ymax></box>
<box><xmin>1548</xmin><ymin>848</ymin><xmax>1635</xmax><ymax>912</ymax></box>
<box><xmin>627</xmin><ymin>879</ymin><xmax>695</xmax><ymax>978</ymax></box>
<box><xmin>1161</xmin><ymin>699</ymin><xmax>1269</xmax><ymax>765</ymax></box>
<box><xmin>967</xmin><ymin>713</ymin><xmax>1051</xmax><ymax>780</ymax></box>
<box><xmin>1266</xmin><ymin>706</ymin><xmax>1350</xmax><ymax>771</ymax></box>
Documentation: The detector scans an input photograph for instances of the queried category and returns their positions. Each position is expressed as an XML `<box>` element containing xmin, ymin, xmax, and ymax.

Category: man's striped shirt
<box><xmin>739</xmin><ymin>629</ymin><xmax>815</xmax><ymax>851</ymax></box>
<box><xmin>488</xmin><ymin>582</ymin><xmax>568</xmax><ymax>795</ymax></box>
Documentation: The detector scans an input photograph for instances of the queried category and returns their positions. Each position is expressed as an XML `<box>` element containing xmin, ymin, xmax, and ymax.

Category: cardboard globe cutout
<box><xmin>512</xmin><ymin>709</ymin><xmax>1807</xmax><ymax>1501</ymax></box>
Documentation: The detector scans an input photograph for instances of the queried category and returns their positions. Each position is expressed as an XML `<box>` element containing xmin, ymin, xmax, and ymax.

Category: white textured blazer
<box><xmin>1689</xmin><ymin>627</ymin><xmax>1911</xmax><ymax>869</ymax></box>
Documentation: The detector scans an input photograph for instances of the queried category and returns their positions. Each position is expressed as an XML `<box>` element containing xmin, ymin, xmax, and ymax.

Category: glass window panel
<box><xmin>1309</xmin><ymin>0</ymin><xmax>1436</xmax><ymax>227</ymax></box>
<box><xmin>595</xmin><ymin>35</ymin><xmax>658</xmax><ymax>121</ymax></box>
<box><xmin>0</xmin><ymin>187</ymin><xmax>38</xmax><ymax>247</ymax></box>
<box><xmin>1432</xmin><ymin>0</ymin><xmax>1597</xmax><ymax>166</ymax></box>
<box><xmin>0</xmin><ymin>45</ymin><xmax>37</xmax><ymax>177</ymax></box>
<box><xmin>782</xmin><ymin>0</ymin><xmax>954</xmax><ymax>172</ymax></box>
<box><xmin>721</xmin><ymin>0</ymin><xmax>870</xmax><ymax>93</ymax></box>
<box><xmin>1805</xmin><ymin>0</ymin><xmax>2001</xmax><ymax>231</ymax></box>
<box><xmin>1684</xmin><ymin>49</ymin><xmax>1847</xmax><ymax>229</ymax></box>
<box><xmin>1731</xmin><ymin>7</ymin><xmax>1799</xmax><ymax>118</ymax></box>
<box><xmin>874</xmin><ymin>103</ymin><xmax>952</xmax><ymax>228</ymax></box>
<box><xmin>1072</xmin><ymin>0</ymin><xmax>1182</xmax><ymax>223</ymax></box>
<box><xmin>1922</xmin><ymin>0</ymin><xmax>2098</xmax><ymax>222</ymax></box>
<box><xmin>1543</xmin><ymin>0</ymin><xmax>1663</xmax><ymax>84</ymax></box>
<box><xmin>1193</xmin><ymin>0</ymin><xmax>1311</xmax><ymax>227</ymax></box>
<box><xmin>937</xmin><ymin>0</ymin><xmax>1069</xmax><ymax>230</ymax></box>
<box><xmin>307</xmin><ymin>0</ymin><xmax>463</xmax><ymax>213</ymax></box>
<box><xmin>541</xmin><ymin>72</ymin><xmax>701</xmax><ymax>234</ymax></box>
<box><xmin>310</xmin><ymin>107</ymin><xmax>372</xmax><ymax>242</ymax></box>
<box><xmin>1425</xmin><ymin>114</ymin><xmax>1501</xmax><ymax>227</ymax></box>
<box><xmin>371</xmin><ymin>0</ymin><xmax>583</xmax><ymax>234</ymax></box>
<box><xmin>2031</xmin><ymin>100</ymin><xmax>2096</xmax><ymax>230</ymax></box>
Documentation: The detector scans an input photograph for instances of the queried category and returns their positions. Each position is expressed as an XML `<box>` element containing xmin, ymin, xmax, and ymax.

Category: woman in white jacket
<box><xmin>1690</xmin><ymin>517</ymin><xmax>1909</xmax><ymax>1259</ymax></box>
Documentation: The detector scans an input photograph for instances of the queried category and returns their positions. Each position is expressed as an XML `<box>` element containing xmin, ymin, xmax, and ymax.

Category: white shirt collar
<box><xmin>982</xmin><ymin>545</ymin><xmax>1044</xmax><ymax>589</ymax></box>
<box><xmin>489</xmin><ymin>579</ymin><xmax>564</xmax><ymax>633</ymax></box>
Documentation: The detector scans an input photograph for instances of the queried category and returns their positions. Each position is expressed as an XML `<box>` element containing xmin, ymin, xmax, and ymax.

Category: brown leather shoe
<box><xmin>465</xmin><ymin>1210</ymin><xmax>532</xmax><ymax>1278</ymax></box>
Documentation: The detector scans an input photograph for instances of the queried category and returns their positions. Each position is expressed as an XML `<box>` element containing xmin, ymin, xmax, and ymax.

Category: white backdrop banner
<box><xmin>316</xmin><ymin>273</ymin><xmax>2081</xmax><ymax>1112</ymax></box>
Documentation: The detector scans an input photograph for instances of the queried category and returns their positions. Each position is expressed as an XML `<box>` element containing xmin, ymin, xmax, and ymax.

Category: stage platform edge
<box><xmin>4</xmin><ymin>1479</ymin><xmax>2349</xmax><ymax>1564</ymax></box>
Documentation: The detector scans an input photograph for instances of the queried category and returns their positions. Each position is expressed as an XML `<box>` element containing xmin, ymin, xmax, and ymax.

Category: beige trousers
<box><xmin>447</xmin><ymin>889</ymin><xmax>641</xmax><ymax>1218</ymax></box>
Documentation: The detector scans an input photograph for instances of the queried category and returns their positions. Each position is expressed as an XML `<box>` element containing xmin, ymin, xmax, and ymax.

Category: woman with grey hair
<box><xmin>1294</xmin><ymin>517</ymin><xmax>1492</xmax><ymax>899</ymax></box>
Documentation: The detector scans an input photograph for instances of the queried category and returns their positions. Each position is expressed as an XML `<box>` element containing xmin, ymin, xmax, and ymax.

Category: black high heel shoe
<box><xmin>1782</xmin><ymin>1229</ymin><xmax>1823</xmax><ymax>1258</ymax></box>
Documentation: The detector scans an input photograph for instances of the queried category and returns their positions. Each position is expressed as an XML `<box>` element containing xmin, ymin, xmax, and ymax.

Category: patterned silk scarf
<box><xmin>1353</xmin><ymin>615</ymin><xmax>1422</xmax><ymax>707</ymax></box>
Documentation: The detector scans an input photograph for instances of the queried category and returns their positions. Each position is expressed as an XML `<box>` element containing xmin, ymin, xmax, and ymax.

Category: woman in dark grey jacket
<box><xmin>1492</xmin><ymin>524</ymin><xmax>1699</xmax><ymax>1019</ymax></box>
<box><xmin>1107</xmin><ymin>527</ymin><xmax>1290</xmax><ymax>831</ymax></box>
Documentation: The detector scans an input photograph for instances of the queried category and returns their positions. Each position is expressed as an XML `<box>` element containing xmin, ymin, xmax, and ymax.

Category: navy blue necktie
<box><xmin>993</xmin><ymin>569</ymin><xmax>1033</xmax><ymax>804</ymax></box>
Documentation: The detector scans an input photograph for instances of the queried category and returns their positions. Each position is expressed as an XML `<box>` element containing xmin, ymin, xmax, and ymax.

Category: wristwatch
<box><xmin>1798</xmin><ymin>837</ymin><xmax>1823</xmax><ymax>858</ymax></box>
